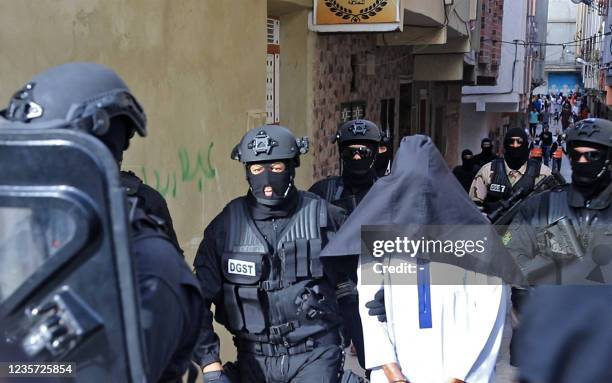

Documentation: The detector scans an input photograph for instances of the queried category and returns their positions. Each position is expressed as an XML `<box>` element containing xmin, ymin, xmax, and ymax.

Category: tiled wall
<box><xmin>312</xmin><ymin>33</ymin><xmax>412</xmax><ymax>180</ymax></box>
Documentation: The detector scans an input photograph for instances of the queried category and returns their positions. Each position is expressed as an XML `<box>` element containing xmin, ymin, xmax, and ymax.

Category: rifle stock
<box><xmin>489</xmin><ymin>172</ymin><xmax>566</xmax><ymax>225</ymax></box>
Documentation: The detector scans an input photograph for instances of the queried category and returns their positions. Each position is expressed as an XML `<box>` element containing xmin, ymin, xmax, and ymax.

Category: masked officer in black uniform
<box><xmin>310</xmin><ymin>119</ymin><xmax>383</xmax><ymax>215</ymax></box>
<box><xmin>308</xmin><ymin>119</ymin><xmax>383</xmax><ymax>370</ymax></box>
<box><xmin>503</xmin><ymin>119</ymin><xmax>612</xmax><ymax>376</ymax></box>
<box><xmin>472</xmin><ymin>137</ymin><xmax>499</xmax><ymax>169</ymax></box>
<box><xmin>504</xmin><ymin>118</ymin><xmax>612</xmax><ymax>284</ymax></box>
<box><xmin>192</xmin><ymin>125</ymin><xmax>358</xmax><ymax>383</ymax></box>
<box><xmin>470</xmin><ymin>128</ymin><xmax>552</xmax><ymax>216</ymax></box>
<box><xmin>1</xmin><ymin>62</ymin><xmax>202</xmax><ymax>382</ymax></box>
<box><xmin>452</xmin><ymin>149</ymin><xmax>478</xmax><ymax>192</ymax></box>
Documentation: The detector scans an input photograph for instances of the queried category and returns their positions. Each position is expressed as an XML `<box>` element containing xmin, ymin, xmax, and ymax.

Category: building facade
<box><xmin>308</xmin><ymin>0</ymin><xmax>479</xmax><ymax>174</ymax></box>
<box><xmin>461</xmin><ymin>0</ymin><xmax>534</xmax><ymax>158</ymax></box>
<box><xmin>575</xmin><ymin>0</ymin><xmax>608</xmax><ymax>116</ymax></box>
<box><xmin>545</xmin><ymin>0</ymin><xmax>583</xmax><ymax>96</ymax></box>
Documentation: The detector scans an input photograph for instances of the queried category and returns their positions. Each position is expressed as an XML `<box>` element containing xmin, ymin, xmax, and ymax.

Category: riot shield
<box><xmin>0</xmin><ymin>124</ymin><xmax>146</xmax><ymax>382</ymax></box>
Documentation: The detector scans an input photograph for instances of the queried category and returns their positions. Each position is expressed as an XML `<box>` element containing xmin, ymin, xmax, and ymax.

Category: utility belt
<box><xmin>236</xmin><ymin>329</ymin><xmax>340</xmax><ymax>357</ymax></box>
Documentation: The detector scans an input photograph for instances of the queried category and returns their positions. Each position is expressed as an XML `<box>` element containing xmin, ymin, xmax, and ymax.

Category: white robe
<box><xmin>359</xmin><ymin>258</ymin><xmax>507</xmax><ymax>383</ymax></box>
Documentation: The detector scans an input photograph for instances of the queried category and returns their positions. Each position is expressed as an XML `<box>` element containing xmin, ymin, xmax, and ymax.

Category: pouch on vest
<box><xmin>222</xmin><ymin>252</ymin><xmax>267</xmax><ymax>333</ymax></box>
<box><xmin>281</xmin><ymin>238</ymin><xmax>324</xmax><ymax>282</ymax></box>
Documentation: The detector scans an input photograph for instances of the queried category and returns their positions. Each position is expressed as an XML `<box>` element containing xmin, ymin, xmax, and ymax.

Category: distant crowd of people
<box><xmin>453</xmin><ymin>93</ymin><xmax>580</xmax><ymax>193</ymax></box>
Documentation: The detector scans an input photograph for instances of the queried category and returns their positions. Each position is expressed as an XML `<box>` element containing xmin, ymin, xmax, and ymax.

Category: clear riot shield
<box><xmin>0</xmin><ymin>123</ymin><xmax>146</xmax><ymax>382</ymax></box>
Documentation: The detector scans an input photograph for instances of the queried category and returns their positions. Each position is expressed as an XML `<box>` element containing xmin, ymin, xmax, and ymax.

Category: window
<box><xmin>266</xmin><ymin>18</ymin><xmax>280</xmax><ymax>124</ymax></box>
<box><xmin>0</xmin><ymin>206</ymin><xmax>76</xmax><ymax>302</ymax></box>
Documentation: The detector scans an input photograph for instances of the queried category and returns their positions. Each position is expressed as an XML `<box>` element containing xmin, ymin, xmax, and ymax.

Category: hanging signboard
<box><xmin>310</xmin><ymin>0</ymin><xmax>402</xmax><ymax>32</ymax></box>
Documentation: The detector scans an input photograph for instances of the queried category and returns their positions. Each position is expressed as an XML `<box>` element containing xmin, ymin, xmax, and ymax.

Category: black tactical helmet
<box><xmin>566</xmin><ymin>118</ymin><xmax>612</xmax><ymax>149</ymax></box>
<box><xmin>335</xmin><ymin>119</ymin><xmax>383</xmax><ymax>146</ymax></box>
<box><xmin>231</xmin><ymin>125</ymin><xmax>309</xmax><ymax>166</ymax></box>
<box><xmin>2</xmin><ymin>62</ymin><xmax>146</xmax><ymax>138</ymax></box>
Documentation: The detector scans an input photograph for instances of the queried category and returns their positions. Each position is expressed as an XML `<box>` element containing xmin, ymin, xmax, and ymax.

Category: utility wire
<box><xmin>481</xmin><ymin>29</ymin><xmax>611</xmax><ymax>48</ymax></box>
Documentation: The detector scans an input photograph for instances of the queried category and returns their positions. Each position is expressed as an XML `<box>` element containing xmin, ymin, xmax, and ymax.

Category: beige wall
<box><xmin>278</xmin><ymin>9</ymin><xmax>316</xmax><ymax>189</ymax></box>
<box><xmin>0</xmin><ymin>0</ymin><xmax>267</xmax><ymax>261</ymax></box>
<box><xmin>0</xmin><ymin>0</ymin><xmax>268</xmax><ymax>364</ymax></box>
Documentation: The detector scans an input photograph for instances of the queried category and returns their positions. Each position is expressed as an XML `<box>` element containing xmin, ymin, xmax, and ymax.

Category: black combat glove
<box><xmin>364</xmin><ymin>286</ymin><xmax>386</xmax><ymax>322</ymax></box>
<box><xmin>203</xmin><ymin>370</ymin><xmax>232</xmax><ymax>383</ymax></box>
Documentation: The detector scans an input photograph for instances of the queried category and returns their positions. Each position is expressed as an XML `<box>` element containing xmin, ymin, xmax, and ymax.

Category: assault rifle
<box><xmin>488</xmin><ymin>172</ymin><xmax>566</xmax><ymax>226</ymax></box>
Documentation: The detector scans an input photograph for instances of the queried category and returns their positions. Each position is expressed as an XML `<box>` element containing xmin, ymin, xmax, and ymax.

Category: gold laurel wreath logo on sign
<box><xmin>323</xmin><ymin>0</ymin><xmax>389</xmax><ymax>23</ymax></box>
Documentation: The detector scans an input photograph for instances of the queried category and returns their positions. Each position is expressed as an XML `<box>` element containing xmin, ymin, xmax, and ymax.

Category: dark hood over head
<box><xmin>320</xmin><ymin>135</ymin><xmax>524</xmax><ymax>284</ymax></box>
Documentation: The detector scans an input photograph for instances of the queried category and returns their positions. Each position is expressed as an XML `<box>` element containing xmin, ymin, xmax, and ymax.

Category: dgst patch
<box><xmin>228</xmin><ymin>259</ymin><xmax>256</xmax><ymax>277</ymax></box>
<box><xmin>490</xmin><ymin>184</ymin><xmax>506</xmax><ymax>193</ymax></box>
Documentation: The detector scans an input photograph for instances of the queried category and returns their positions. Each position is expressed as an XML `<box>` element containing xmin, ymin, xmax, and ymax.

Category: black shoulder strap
<box><xmin>546</xmin><ymin>187</ymin><xmax>575</xmax><ymax>224</ymax></box>
<box><xmin>120</xmin><ymin>171</ymin><xmax>143</xmax><ymax>197</ymax></box>
<box><xmin>128</xmin><ymin>197</ymin><xmax>181</xmax><ymax>254</ymax></box>
<box><xmin>491</xmin><ymin>158</ymin><xmax>510</xmax><ymax>187</ymax></box>
<box><xmin>491</xmin><ymin>158</ymin><xmax>504</xmax><ymax>179</ymax></box>
<box><xmin>515</xmin><ymin>159</ymin><xmax>541</xmax><ymax>193</ymax></box>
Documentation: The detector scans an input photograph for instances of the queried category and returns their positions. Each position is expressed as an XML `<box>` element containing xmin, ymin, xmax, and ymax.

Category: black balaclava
<box><xmin>245</xmin><ymin>160</ymin><xmax>299</xmax><ymax>219</ymax></box>
<box><xmin>570</xmin><ymin>142</ymin><xmax>611</xmax><ymax>199</ymax></box>
<box><xmin>481</xmin><ymin>138</ymin><xmax>493</xmax><ymax>156</ymax></box>
<box><xmin>503</xmin><ymin>128</ymin><xmax>530</xmax><ymax>171</ymax></box>
<box><xmin>99</xmin><ymin>117</ymin><xmax>133</xmax><ymax>164</ymax></box>
<box><xmin>461</xmin><ymin>149</ymin><xmax>474</xmax><ymax>170</ymax></box>
<box><xmin>341</xmin><ymin>141</ymin><xmax>378</xmax><ymax>187</ymax></box>
<box><xmin>246</xmin><ymin>160</ymin><xmax>294</xmax><ymax>205</ymax></box>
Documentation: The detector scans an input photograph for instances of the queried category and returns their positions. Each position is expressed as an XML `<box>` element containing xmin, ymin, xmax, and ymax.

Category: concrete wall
<box><xmin>278</xmin><ymin>8</ymin><xmax>316</xmax><ymax>189</ymax></box>
<box><xmin>546</xmin><ymin>23</ymin><xmax>577</xmax><ymax>64</ymax></box>
<box><xmin>0</xmin><ymin>0</ymin><xmax>268</xmax><ymax>364</ymax></box>
<box><xmin>0</xmin><ymin>0</ymin><xmax>267</xmax><ymax>258</ymax></box>
<box><xmin>546</xmin><ymin>0</ymin><xmax>578</xmax><ymax>64</ymax></box>
<box><xmin>459</xmin><ymin>103</ymin><xmax>504</xmax><ymax>155</ymax></box>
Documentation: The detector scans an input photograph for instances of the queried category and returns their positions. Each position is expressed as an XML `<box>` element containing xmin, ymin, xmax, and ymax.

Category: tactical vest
<box><xmin>540</xmin><ymin>186</ymin><xmax>612</xmax><ymax>234</ymax></box>
<box><xmin>219</xmin><ymin>192</ymin><xmax>340</xmax><ymax>345</ymax></box>
<box><xmin>486</xmin><ymin>158</ymin><xmax>541</xmax><ymax>204</ymax></box>
<box><xmin>526</xmin><ymin>186</ymin><xmax>612</xmax><ymax>284</ymax></box>
<box><xmin>318</xmin><ymin>176</ymin><xmax>370</xmax><ymax>215</ymax></box>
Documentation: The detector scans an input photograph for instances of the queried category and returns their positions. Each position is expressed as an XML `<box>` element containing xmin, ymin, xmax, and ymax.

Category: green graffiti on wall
<box><xmin>179</xmin><ymin>142</ymin><xmax>217</xmax><ymax>191</ymax></box>
<box><xmin>140</xmin><ymin>143</ymin><xmax>217</xmax><ymax>198</ymax></box>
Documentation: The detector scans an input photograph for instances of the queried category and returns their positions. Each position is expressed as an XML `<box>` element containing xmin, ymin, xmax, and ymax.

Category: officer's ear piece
<box><xmin>231</xmin><ymin>144</ymin><xmax>241</xmax><ymax>161</ymax></box>
<box><xmin>296</xmin><ymin>137</ymin><xmax>309</xmax><ymax>155</ymax></box>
